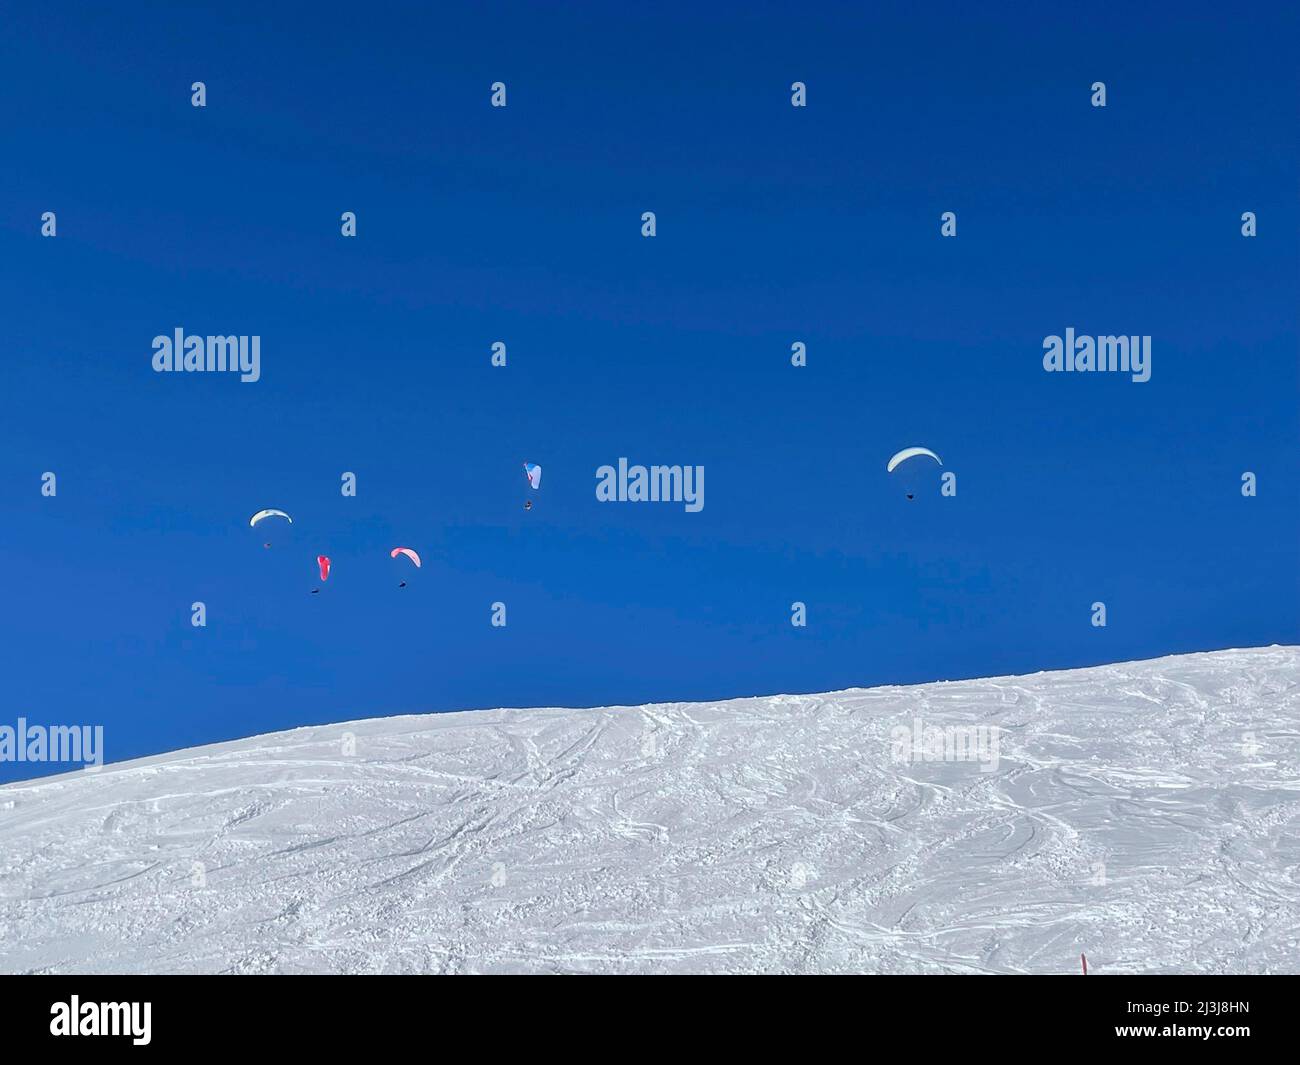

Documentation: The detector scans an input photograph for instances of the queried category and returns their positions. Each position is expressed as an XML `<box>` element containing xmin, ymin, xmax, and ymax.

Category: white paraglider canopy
<box><xmin>886</xmin><ymin>447</ymin><xmax>942</xmax><ymax>473</ymax></box>
<box><xmin>249</xmin><ymin>508</ymin><xmax>293</xmax><ymax>527</ymax></box>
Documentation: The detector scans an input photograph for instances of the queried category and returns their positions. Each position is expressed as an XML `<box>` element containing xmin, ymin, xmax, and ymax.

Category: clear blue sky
<box><xmin>2</xmin><ymin>3</ymin><xmax>1296</xmax><ymax>782</ymax></box>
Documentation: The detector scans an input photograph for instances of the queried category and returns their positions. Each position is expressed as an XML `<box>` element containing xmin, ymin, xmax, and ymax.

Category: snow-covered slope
<box><xmin>2</xmin><ymin>648</ymin><xmax>1298</xmax><ymax>974</ymax></box>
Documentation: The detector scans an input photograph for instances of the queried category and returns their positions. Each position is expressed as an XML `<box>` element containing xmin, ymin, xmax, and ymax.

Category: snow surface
<box><xmin>2</xmin><ymin>647</ymin><xmax>1298</xmax><ymax>974</ymax></box>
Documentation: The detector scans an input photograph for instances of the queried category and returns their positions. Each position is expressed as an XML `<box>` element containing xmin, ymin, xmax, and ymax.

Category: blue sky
<box><xmin>1</xmin><ymin>2</ymin><xmax>1296</xmax><ymax>781</ymax></box>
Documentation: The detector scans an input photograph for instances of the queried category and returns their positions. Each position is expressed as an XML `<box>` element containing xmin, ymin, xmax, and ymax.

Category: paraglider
<box><xmin>523</xmin><ymin>463</ymin><xmax>541</xmax><ymax>511</ymax></box>
<box><xmin>886</xmin><ymin>446</ymin><xmax>942</xmax><ymax>500</ymax></box>
<box><xmin>249</xmin><ymin>509</ymin><xmax>292</xmax><ymax>528</ymax></box>
<box><xmin>251</xmin><ymin>509</ymin><xmax>293</xmax><ymax>547</ymax></box>
<box><xmin>390</xmin><ymin>547</ymin><xmax>419</xmax><ymax>588</ymax></box>
<box><xmin>311</xmin><ymin>554</ymin><xmax>330</xmax><ymax>594</ymax></box>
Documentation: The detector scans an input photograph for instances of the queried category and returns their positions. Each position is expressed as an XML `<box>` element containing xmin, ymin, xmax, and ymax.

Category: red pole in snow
<box><xmin>1081</xmin><ymin>952</ymin><xmax>1088</xmax><ymax>975</ymax></box>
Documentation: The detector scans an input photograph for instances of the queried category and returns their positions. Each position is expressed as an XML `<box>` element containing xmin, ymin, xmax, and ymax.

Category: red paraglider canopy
<box><xmin>317</xmin><ymin>555</ymin><xmax>331</xmax><ymax>582</ymax></box>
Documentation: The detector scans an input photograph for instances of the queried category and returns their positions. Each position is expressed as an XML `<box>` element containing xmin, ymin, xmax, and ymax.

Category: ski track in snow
<box><xmin>2</xmin><ymin>647</ymin><xmax>1298</xmax><ymax>974</ymax></box>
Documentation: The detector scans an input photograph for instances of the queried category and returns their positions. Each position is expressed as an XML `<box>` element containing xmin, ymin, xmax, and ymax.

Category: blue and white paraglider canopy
<box><xmin>524</xmin><ymin>463</ymin><xmax>542</xmax><ymax>490</ymax></box>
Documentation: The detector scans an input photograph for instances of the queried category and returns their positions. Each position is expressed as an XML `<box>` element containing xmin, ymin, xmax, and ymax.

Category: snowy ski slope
<box><xmin>2</xmin><ymin>647</ymin><xmax>1297</xmax><ymax>974</ymax></box>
